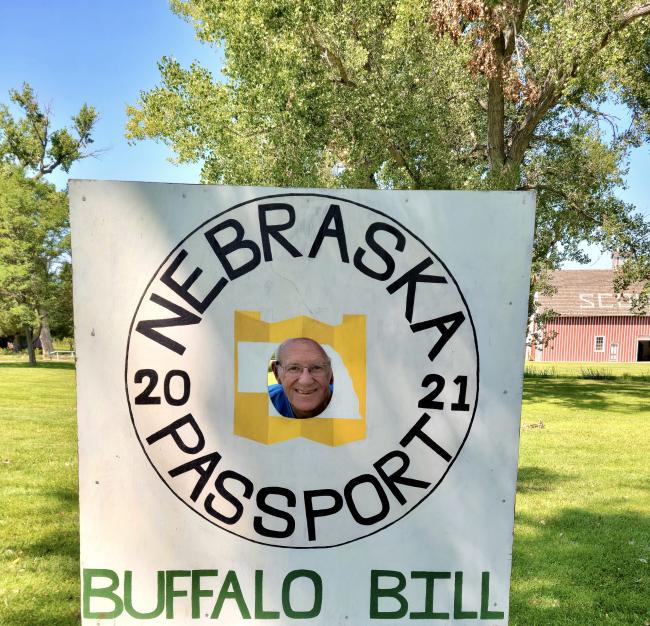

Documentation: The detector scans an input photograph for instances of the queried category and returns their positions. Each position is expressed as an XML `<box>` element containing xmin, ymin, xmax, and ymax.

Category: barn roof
<box><xmin>537</xmin><ymin>270</ymin><xmax>643</xmax><ymax>317</ymax></box>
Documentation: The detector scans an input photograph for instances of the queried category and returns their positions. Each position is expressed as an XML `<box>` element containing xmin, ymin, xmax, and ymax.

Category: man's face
<box><xmin>273</xmin><ymin>339</ymin><xmax>332</xmax><ymax>418</ymax></box>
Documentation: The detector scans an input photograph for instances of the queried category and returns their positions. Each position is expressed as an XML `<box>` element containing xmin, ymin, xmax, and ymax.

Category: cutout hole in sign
<box><xmin>268</xmin><ymin>338</ymin><xmax>334</xmax><ymax>419</ymax></box>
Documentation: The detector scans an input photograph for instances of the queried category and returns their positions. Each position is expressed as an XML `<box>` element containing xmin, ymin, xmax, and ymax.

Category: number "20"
<box><xmin>133</xmin><ymin>369</ymin><xmax>190</xmax><ymax>406</ymax></box>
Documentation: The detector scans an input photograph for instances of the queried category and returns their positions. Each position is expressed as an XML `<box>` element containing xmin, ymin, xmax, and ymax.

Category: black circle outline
<box><xmin>124</xmin><ymin>192</ymin><xmax>480</xmax><ymax>549</ymax></box>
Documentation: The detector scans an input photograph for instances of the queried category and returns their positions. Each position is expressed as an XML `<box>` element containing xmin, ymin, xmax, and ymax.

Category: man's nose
<box><xmin>298</xmin><ymin>367</ymin><xmax>314</xmax><ymax>382</ymax></box>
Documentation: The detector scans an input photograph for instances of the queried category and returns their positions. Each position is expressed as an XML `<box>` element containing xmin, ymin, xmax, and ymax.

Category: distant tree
<box><xmin>48</xmin><ymin>261</ymin><xmax>74</xmax><ymax>341</ymax></box>
<box><xmin>1</xmin><ymin>83</ymin><xmax>97</xmax><ymax>180</ymax></box>
<box><xmin>0</xmin><ymin>84</ymin><xmax>97</xmax><ymax>364</ymax></box>
<box><xmin>127</xmin><ymin>0</ymin><xmax>650</xmax><ymax>324</ymax></box>
<box><xmin>0</xmin><ymin>166</ymin><xmax>66</xmax><ymax>363</ymax></box>
<box><xmin>614</xmin><ymin>218</ymin><xmax>650</xmax><ymax>313</ymax></box>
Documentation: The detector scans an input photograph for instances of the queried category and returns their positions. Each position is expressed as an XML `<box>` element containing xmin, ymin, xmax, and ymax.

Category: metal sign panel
<box><xmin>70</xmin><ymin>182</ymin><xmax>535</xmax><ymax>624</ymax></box>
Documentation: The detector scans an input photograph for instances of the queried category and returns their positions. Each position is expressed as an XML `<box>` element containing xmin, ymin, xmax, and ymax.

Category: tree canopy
<box><xmin>0</xmin><ymin>165</ymin><xmax>67</xmax><ymax>342</ymax></box>
<box><xmin>126</xmin><ymin>0</ymin><xmax>650</xmax><ymax>316</ymax></box>
<box><xmin>0</xmin><ymin>84</ymin><xmax>97</xmax><ymax>363</ymax></box>
<box><xmin>1</xmin><ymin>83</ymin><xmax>97</xmax><ymax>180</ymax></box>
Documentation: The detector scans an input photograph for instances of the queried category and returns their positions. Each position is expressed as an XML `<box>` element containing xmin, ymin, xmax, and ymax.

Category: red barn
<box><xmin>530</xmin><ymin>270</ymin><xmax>650</xmax><ymax>362</ymax></box>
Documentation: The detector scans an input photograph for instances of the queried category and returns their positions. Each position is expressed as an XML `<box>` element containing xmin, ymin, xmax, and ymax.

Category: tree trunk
<box><xmin>39</xmin><ymin>308</ymin><xmax>54</xmax><ymax>358</ymax></box>
<box><xmin>25</xmin><ymin>327</ymin><xmax>37</xmax><ymax>366</ymax></box>
<box><xmin>487</xmin><ymin>76</ymin><xmax>506</xmax><ymax>171</ymax></box>
<box><xmin>12</xmin><ymin>332</ymin><xmax>20</xmax><ymax>353</ymax></box>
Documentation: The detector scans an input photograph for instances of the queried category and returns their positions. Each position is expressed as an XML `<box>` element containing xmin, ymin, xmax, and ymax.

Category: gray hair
<box><xmin>276</xmin><ymin>337</ymin><xmax>330</xmax><ymax>366</ymax></box>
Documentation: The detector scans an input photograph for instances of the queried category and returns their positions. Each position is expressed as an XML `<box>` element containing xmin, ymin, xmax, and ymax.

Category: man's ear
<box><xmin>271</xmin><ymin>361</ymin><xmax>281</xmax><ymax>382</ymax></box>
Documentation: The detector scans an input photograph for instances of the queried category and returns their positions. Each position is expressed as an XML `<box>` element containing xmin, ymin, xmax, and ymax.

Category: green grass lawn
<box><xmin>0</xmin><ymin>358</ymin><xmax>648</xmax><ymax>625</ymax></box>
<box><xmin>525</xmin><ymin>360</ymin><xmax>650</xmax><ymax>379</ymax></box>
<box><xmin>0</xmin><ymin>359</ymin><xmax>79</xmax><ymax>625</ymax></box>
<box><xmin>512</xmin><ymin>376</ymin><xmax>649</xmax><ymax>625</ymax></box>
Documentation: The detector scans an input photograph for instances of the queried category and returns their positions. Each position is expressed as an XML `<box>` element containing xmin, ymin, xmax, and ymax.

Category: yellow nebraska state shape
<box><xmin>234</xmin><ymin>311</ymin><xmax>366</xmax><ymax>446</ymax></box>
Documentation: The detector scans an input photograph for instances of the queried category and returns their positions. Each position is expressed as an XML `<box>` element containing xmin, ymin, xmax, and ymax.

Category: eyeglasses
<box><xmin>278</xmin><ymin>362</ymin><xmax>331</xmax><ymax>378</ymax></box>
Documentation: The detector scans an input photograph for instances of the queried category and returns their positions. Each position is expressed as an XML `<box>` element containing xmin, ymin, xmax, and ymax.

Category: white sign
<box><xmin>71</xmin><ymin>182</ymin><xmax>535</xmax><ymax>624</ymax></box>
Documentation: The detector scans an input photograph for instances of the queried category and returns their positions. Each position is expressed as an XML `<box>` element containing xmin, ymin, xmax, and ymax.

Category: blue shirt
<box><xmin>268</xmin><ymin>384</ymin><xmax>295</xmax><ymax>418</ymax></box>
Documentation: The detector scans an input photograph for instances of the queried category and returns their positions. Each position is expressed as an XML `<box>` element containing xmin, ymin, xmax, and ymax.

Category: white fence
<box><xmin>48</xmin><ymin>350</ymin><xmax>75</xmax><ymax>360</ymax></box>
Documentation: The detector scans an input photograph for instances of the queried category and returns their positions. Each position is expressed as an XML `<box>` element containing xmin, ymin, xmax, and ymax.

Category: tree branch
<box><xmin>503</xmin><ymin>0</ymin><xmax>529</xmax><ymax>56</ymax></box>
<box><xmin>618</xmin><ymin>2</ymin><xmax>650</xmax><ymax>27</ymax></box>
<box><xmin>600</xmin><ymin>3</ymin><xmax>650</xmax><ymax>54</ymax></box>
<box><xmin>487</xmin><ymin>76</ymin><xmax>506</xmax><ymax>168</ymax></box>
<box><xmin>515</xmin><ymin>0</ymin><xmax>530</xmax><ymax>32</ymax></box>
<box><xmin>574</xmin><ymin>101</ymin><xmax>620</xmax><ymax>135</ymax></box>
<box><xmin>519</xmin><ymin>182</ymin><xmax>602</xmax><ymax>225</ymax></box>
<box><xmin>34</xmin><ymin>159</ymin><xmax>62</xmax><ymax>180</ymax></box>
<box><xmin>322</xmin><ymin>47</ymin><xmax>357</xmax><ymax>86</ymax></box>
<box><xmin>506</xmin><ymin>72</ymin><xmax>561</xmax><ymax>171</ymax></box>
<box><xmin>309</xmin><ymin>25</ymin><xmax>357</xmax><ymax>88</ymax></box>
<box><xmin>504</xmin><ymin>1</ymin><xmax>649</xmax><ymax>172</ymax></box>
<box><xmin>38</xmin><ymin>114</ymin><xmax>49</xmax><ymax>174</ymax></box>
<box><xmin>387</xmin><ymin>142</ymin><xmax>423</xmax><ymax>188</ymax></box>
<box><xmin>376</xmin><ymin>126</ymin><xmax>422</xmax><ymax>187</ymax></box>
<box><xmin>529</xmin><ymin>133</ymin><xmax>572</xmax><ymax>146</ymax></box>
<box><xmin>32</xmin><ymin>147</ymin><xmax>107</xmax><ymax>180</ymax></box>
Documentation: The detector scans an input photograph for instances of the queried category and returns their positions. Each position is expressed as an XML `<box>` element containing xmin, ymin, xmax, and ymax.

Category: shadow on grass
<box><xmin>618</xmin><ymin>476</ymin><xmax>650</xmax><ymax>493</ymax></box>
<box><xmin>17</xmin><ymin>488</ymin><xmax>79</xmax><ymax>560</ymax></box>
<box><xmin>0</xmin><ymin>361</ymin><xmax>75</xmax><ymax>370</ymax></box>
<box><xmin>22</xmin><ymin>525</ymin><xmax>80</xmax><ymax>561</ymax></box>
<box><xmin>50</xmin><ymin>486</ymin><xmax>79</xmax><ymax>506</ymax></box>
<box><xmin>511</xmin><ymin>508</ymin><xmax>650</xmax><ymax>625</ymax></box>
<box><xmin>517</xmin><ymin>466</ymin><xmax>572</xmax><ymax>493</ymax></box>
<box><xmin>522</xmin><ymin>378</ymin><xmax>649</xmax><ymax>415</ymax></box>
<box><xmin>0</xmin><ymin>487</ymin><xmax>81</xmax><ymax>626</ymax></box>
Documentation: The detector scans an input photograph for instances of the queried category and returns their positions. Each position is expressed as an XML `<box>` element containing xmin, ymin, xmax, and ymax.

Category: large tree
<box><xmin>0</xmin><ymin>166</ymin><xmax>68</xmax><ymax>363</ymax></box>
<box><xmin>126</xmin><ymin>0</ymin><xmax>650</xmax><ymax>321</ymax></box>
<box><xmin>0</xmin><ymin>84</ymin><xmax>97</xmax><ymax>363</ymax></box>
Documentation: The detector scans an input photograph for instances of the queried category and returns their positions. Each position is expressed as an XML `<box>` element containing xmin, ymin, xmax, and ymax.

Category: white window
<box><xmin>594</xmin><ymin>336</ymin><xmax>605</xmax><ymax>352</ymax></box>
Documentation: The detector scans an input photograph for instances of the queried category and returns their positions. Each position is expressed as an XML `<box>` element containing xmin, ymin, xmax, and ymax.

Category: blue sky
<box><xmin>1</xmin><ymin>1</ymin><xmax>647</xmax><ymax>269</ymax></box>
<box><xmin>0</xmin><ymin>1</ymin><xmax>219</xmax><ymax>187</ymax></box>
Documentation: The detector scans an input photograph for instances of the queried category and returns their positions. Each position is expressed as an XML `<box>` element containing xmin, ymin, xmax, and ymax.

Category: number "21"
<box><xmin>418</xmin><ymin>374</ymin><xmax>470</xmax><ymax>411</ymax></box>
